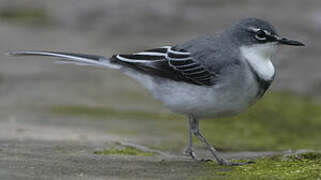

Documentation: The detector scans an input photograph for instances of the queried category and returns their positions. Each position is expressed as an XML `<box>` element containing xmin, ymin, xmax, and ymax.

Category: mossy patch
<box><xmin>94</xmin><ymin>146</ymin><xmax>157</xmax><ymax>156</ymax></box>
<box><xmin>0</xmin><ymin>7</ymin><xmax>51</xmax><ymax>25</ymax></box>
<box><xmin>208</xmin><ymin>152</ymin><xmax>321</xmax><ymax>180</ymax></box>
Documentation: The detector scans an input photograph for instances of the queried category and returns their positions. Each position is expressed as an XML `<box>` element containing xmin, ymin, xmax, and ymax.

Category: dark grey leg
<box><xmin>189</xmin><ymin>115</ymin><xmax>253</xmax><ymax>166</ymax></box>
<box><xmin>184</xmin><ymin>116</ymin><xmax>198</xmax><ymax>160</ymax></box>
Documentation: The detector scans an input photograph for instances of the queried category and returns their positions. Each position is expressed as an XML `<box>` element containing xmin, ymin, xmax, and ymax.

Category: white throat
<box><xmin>240</xmin><ymin>43</ymin><xmax>277</xmax><ymax>80</ymax></box>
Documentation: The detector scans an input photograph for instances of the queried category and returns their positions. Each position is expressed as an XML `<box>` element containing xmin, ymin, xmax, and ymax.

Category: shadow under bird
<box><xmin>8</xmin><ymin>18</ymin><xmax>304</xmax><ymax>166</ymax></box>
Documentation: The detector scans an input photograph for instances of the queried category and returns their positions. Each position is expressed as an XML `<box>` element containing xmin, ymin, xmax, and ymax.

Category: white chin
<box><xmin>240</xmin><ymin>43</ymin><xmax>276</xmax><ymax>81</ymax></box>
<box><xmin>254</xmin><ymin>42</ymin><xmax>279</xmax><ymax>59</ymax></box>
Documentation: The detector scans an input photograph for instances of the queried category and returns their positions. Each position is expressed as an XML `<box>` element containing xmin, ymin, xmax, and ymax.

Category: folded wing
<box><xmin>112</xmin><ymin>46</ymin><xmax>217</xmax><ymax>86</ymax></box>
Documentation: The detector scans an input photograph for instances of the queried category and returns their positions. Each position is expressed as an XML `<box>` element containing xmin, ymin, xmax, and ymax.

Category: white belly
<box><xmin>124</xmin><ymin>68</ymin><xmax>259</xmax><ymax>118</ymax></box>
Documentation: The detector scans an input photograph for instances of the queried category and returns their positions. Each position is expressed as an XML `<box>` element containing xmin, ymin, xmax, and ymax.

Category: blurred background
<box><xmin>0</xmin><ymin>0</ymin><xmax>320</xmax><ymax>166</ymax></box>
<box><xmin>0</xmin><ymin>0</ymin><xmax>321</xmax><ymax>179</ymax></box>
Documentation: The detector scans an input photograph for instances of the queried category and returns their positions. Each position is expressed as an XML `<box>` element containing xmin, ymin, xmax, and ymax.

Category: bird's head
<box><xmin>225</xmin><ymin>18</ymin><xmax>304</xmax><ymax>59</ymax></box>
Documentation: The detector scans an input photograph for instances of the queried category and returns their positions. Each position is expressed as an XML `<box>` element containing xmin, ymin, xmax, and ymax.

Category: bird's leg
<box><xmin>189</xmin><ymin>116</ymin><xmax>252</xmax><ymax>166</ymax></box>
<box><xmin>184</xmin><ymin>116</ymin><xmax>211</xmax><ymax>162</ymax></box>
<box><xmin>183</xmin><ymin>117</ymin><xmax>198</xmax><ymax>160</ymax></box>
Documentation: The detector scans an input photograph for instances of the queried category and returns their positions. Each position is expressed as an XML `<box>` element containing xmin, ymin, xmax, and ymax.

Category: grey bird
<box><xmin>8</xmin><ymin>18</ymin><xmax>304</xmax><ymax>166</ymax></box>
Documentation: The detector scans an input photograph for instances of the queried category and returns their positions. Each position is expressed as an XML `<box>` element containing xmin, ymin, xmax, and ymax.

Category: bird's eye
<box><xmin>255</xmin><ymin>30</ymin><xmax>267</xmax><ymax>41</ymax></box>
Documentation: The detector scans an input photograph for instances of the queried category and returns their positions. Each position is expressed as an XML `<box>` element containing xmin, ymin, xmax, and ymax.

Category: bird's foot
<box><xmin>184</xmin><ymin>148</ymin><xmax>198</xmax><ymax>160</ymax></box>
<box><xmin>183</xmin><ymin>149</ymin><xmax>254</xmax><ymax>165</ymax></box>
<box><xmin>184</xmin><ymin>148</ymin><xmax>213</xmax><ymax>162</ymax></box>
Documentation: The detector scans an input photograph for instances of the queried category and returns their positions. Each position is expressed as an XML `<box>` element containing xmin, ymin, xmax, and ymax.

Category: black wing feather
<box><xmin>112</xmin><ymin>46</ymin><xmax>216</xmax><ymax>86</ymax></box>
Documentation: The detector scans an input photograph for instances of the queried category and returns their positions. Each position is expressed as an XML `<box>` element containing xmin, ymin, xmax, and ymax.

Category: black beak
<box><xmin>277</xmin><ymin>37</ymin><xmax>304</xmax><ymax>46</ymax></box>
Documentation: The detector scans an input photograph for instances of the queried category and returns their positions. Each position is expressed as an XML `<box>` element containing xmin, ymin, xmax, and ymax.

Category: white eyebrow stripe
<box><xmin>249</xmin><ymin>27</ymin><xmax>260</xmax><ymax>32</ymax></box>
<box><xmin>248</xmin><ymin>27</ymin><xmax>272</xmax><ymax>36</ymax></box>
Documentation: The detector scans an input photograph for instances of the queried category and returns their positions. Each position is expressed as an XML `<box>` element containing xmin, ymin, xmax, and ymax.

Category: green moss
<box><xmin>94</xmin><ymin>146</ymin><xmax>157</xmax><ymax>156</ymax></box>
<box><xmin>208</xmin><ymin>152</ymin><xmax>321</xmax><ymax>180</ymax></box>
<box><xmin>0</xmin><ymin>7</ymin><xmax>51</xmax><ymax>25</ymax></box>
